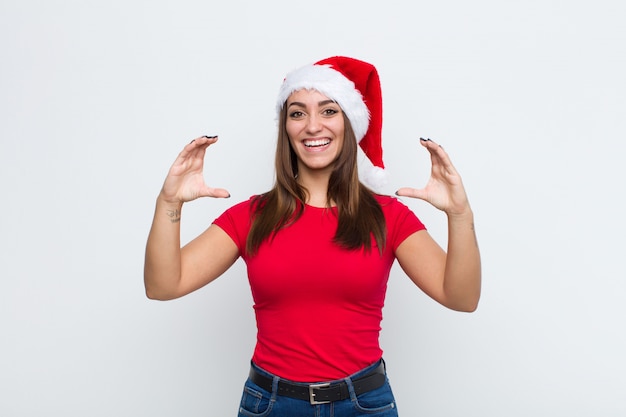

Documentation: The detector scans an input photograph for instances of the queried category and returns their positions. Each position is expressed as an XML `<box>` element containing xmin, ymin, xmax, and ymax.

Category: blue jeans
<box><xmin>237</xmin><ymin>359</ymin><xmax>399</xmax><ymax>417</ymax></box>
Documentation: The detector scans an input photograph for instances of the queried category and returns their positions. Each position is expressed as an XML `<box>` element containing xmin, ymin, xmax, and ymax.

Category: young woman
<box><xmin>144</xmin><ymin>56</ymin><xmax>481</xmax><ymax>417</ymax></box>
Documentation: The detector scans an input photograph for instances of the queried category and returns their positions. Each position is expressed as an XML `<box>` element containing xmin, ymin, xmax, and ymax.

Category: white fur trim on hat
<box><xmin>276</xmin><ymin>64</ymin><xmax>370</xmax><ymax>142</ymax></box>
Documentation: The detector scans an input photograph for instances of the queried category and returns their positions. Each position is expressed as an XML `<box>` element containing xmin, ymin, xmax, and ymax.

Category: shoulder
<box><xmin>222</xmin><ymin>195</ymin><xmax>260</xmax><ymax>214</ymax></box>
<box><xmin>373</xmin><ymin>194</ymin><xmax>426</xmax><ymax>245</ymax></box>
<box><xmin>214</xmin><ymin>195</ymin><xmax>260</xmax><ymax>224</ymax></box>
<box><xmin>212</xmin><ymin>196</ymin><xmax>261</xmax><ymax>252</ymax></box>
<box><xmin>374</xmin><ymin>194</ymin><xmax>412</xmax><ymax>214</ymax></box>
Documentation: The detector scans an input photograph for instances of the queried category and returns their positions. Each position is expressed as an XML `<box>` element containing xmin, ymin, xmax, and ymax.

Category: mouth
<box><xmin>303</xmin><ymin>138</ymin><xmax>331</xmax><ymax>148</ymax></box>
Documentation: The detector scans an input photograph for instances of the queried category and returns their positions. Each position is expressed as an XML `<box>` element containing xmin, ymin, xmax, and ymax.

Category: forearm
<box><xmin>442</xmin><ymin>210</ymin><xmax>482</xmax><ymax>312</ymax></box>
<box><xmin>143</xmin><ymin>197</ymin><xmax>185</xmax><ymax>300</ymax></box>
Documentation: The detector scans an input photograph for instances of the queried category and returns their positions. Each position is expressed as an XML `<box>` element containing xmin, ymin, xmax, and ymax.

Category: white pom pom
<box><xmin>357</xmin><ymin>145</ymin><xmax>387</xmax><ymax>193</ymax></box>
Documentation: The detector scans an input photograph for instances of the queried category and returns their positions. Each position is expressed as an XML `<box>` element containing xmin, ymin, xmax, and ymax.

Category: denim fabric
<box><xmin>237</xmin><ymin>360</ymin><xmax>399</xmax><ymax>417</ymax></box>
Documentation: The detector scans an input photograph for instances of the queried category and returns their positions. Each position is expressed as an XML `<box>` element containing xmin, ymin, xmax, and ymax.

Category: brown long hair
<box><xmin>246</xmin><ymin>108</ymin><xmax>386</xmax><ymax>256</ymax></box>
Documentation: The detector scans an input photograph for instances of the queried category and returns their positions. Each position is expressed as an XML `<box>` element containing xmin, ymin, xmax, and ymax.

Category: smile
<box><xmin>303</xmin><ymin>139</ymin><xmax>331</xmax><ymax>148</ymax></box>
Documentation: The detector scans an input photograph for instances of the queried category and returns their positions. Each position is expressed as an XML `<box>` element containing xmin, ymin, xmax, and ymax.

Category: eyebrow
<box><xmin>287</xmin><ymin>99</ymin><xmax>338</xmax><ymax>109</ymax></box>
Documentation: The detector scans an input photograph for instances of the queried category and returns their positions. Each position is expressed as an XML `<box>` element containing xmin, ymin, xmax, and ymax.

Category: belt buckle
<box><xmin>308</xmin><ymin>382</ymin><xmax>331</xmax><ymax>405</ymax></box>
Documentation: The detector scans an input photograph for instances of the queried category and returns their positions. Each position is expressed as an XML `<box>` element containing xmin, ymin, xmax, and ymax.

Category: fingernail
<box><xmin>203</xmin><ymin>135</ymin><xmax>218</xmax><ymax>139</ymax></box>
<box><xmin>419</xmin><ymin>137</ymin><xmax>432</xmax><ymax>142</ymax></box>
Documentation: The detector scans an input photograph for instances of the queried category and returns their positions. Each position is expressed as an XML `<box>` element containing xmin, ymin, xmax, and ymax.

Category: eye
<box><xmin>288</xmin><ymin>110</ymin><xmax>304</xmax><ymax>118</ymax></box>
<box><xmin>322</xmin><ymin>107</ymin><xmax>340</xmax><ymax>116</ymax></box>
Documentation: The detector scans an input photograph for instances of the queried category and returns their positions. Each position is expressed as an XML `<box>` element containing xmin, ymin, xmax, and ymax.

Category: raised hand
<box><xmin>160</xmin><ymin>136</ymin><xmax>231</xmax><ymax>204</ymax></box>
<box><xmin>395</xmin><ymin>138</ymin><xmax>471</xmax><ymax>216</ymax></box>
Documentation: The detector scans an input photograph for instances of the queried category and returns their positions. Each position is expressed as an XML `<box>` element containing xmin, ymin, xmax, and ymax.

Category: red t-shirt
<box><xmin>213</xmin><ymin>194</ymin><xmax>425</xmax><ymax>381</ymax></box>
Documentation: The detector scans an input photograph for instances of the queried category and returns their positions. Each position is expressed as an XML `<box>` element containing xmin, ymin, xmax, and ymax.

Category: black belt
<box><xmin>248</xmin><ymin>361</ymin><xmax>387</xmax><ymax>405</ymax></box>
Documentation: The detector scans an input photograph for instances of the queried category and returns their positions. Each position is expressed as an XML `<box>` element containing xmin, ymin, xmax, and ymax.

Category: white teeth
<box><xmin>304</xmin><ymin>139</ymin><xmax>331</xmax><ymax>147</ymax></box>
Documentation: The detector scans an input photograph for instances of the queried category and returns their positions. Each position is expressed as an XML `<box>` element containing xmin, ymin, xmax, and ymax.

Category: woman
<box><xmin>144</xmin><ymin>56</ymin><xmax>481</xmax><ymax>416</ymax></box>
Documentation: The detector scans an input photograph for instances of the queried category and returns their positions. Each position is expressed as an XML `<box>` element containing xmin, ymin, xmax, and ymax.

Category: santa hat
<box><xmin>276</xmin><ymin>56</ymin><xmax>386</xmax><ymax>191</ymax></box>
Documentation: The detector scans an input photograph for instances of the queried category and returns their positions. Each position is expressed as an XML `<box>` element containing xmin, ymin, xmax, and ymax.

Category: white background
<box><xmin>1</xmin><ymin>0</ymin><xmax>625</xmax><ymax>416</ymax></box>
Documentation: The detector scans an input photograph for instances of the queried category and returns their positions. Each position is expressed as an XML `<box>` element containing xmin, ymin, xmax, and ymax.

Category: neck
<box><xmin>296</xmin><ymin>167</ymin><xmax>333</xmax><ymax>208</ymax></box>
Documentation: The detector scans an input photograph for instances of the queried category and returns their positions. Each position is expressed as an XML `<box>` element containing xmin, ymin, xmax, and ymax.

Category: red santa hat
<box><xmin>276</xmin><ymin>56</ymin><xmax>386</xmax><ymax>191</ymax></box>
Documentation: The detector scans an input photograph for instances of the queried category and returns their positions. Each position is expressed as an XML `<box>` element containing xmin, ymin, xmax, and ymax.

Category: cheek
<box><xmin>285</xmin><ymin>122</ymin><xmax>298</xmax><ymax>142</ymax></box>
<box><xmin>331</xmin><ymin>119</ymin><xmax>345</xmax><ymax>138</ymax></box>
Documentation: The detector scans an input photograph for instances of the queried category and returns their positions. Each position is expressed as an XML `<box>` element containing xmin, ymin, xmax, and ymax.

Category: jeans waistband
<box><xmin>248</xmin><ymin>360</ymin><xmax>387</xmax><ymax>405</ymax></box>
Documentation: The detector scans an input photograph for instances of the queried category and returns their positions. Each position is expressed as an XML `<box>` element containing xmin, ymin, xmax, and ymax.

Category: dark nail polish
<box><xmin>203</xmin><ymin>135</ymin><xmax>218</xmax><ymax>139</ymax></box>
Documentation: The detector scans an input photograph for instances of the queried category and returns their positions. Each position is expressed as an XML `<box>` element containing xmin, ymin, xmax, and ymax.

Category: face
<box><xmin>285</xmin><ymin>89</ymin><xmax>345</xmax><ymax>176</ymax></box>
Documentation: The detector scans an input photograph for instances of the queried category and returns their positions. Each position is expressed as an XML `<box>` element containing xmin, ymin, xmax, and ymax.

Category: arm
<box><xmin>143</xmin><ymin>136</ymin><xmax>238</xmax><ymax>300</ymax></box>
<box><xmin>395</xmin><ymin>138</ymin><xmax>481</xmax><ymax>312</ymax></box>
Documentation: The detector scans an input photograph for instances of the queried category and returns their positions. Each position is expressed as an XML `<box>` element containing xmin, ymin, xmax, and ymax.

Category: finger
<box><xmin>172</xmin><ymin>137</ymin><xmax>219</xmax><ymax>171</ymax></box>
<box><xmin>198</xmin><ymin>186</ymin><xmax>231</xmax><ymax>199</ymax></box>
<box><xmin>420</xmin><ymin>137</ymin><xmax>444</xmax><ymax>158</ymax></box>
<box><xmin>181</xmin><ymin>135</ymin><xmax>219</xmax><ymax>154</ymax></box>
<box><xmin>395</xmin><ymin>187</ymin><xmax>427</xmax><ymax>201</ymax></box>
<box><xmin>420</xmin><ymin>138</ymin><xmax>459</xmax><ymax>174</ymax></box>
<box><xmin>191</xmin><ymin>135</ymin><xmax>219</xmax><ymax>144</ymax></box>
<box><xmin>419</xmin><ymin>138</ymin><xmax>444</xmax><ymax>165</ymax></box>
<box><xmin>196</xmin><ymin>135</ymin><xmax>219</xmax><ymax>146</ymax></box>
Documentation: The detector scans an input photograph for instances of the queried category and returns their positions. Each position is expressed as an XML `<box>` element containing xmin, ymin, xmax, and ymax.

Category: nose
<box><xmin>305</xmin><ymin>113</ymin><xmax>322</xmax><ymax>134</ymax></box>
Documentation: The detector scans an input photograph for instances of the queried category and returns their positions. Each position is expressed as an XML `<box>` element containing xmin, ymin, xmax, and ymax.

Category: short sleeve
<box><xmin>378</xmin><ymin>195</ymin><xmax>426</xmax><ymax>250</ymax></box>
<box><xmin>212</xmin><ymin>198</ymin><xmax>254</xmax><ymax>255</ymax></box>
